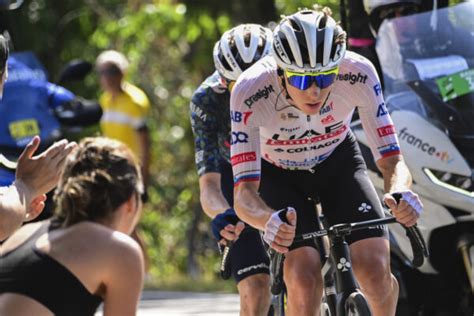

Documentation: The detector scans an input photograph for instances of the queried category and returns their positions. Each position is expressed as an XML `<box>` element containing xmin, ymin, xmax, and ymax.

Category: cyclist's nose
<box><xmin>306</xmin><ymin>82</ymin><xmax>321</xmax><ymax>97</ymax></box>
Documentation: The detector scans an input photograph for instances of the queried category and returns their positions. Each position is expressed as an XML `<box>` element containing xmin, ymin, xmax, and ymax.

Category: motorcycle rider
<box><xmin>189</xmin><ymin>24</ymin><xmax>272</xmax><ymax>315</ymax></box>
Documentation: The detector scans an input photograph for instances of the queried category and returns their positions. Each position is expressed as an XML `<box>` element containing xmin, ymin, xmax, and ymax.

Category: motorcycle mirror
<box><xmin>57</xmin><ymin>59</ymin><xmax>92</xmax><ymax>84</ymax></box>
<box><xmin>0</xmin><ymin>0</ymin><xmax>24</xmax><ymax>11</ymax></box>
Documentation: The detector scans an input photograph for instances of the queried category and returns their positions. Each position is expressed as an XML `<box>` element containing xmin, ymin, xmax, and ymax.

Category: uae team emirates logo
<box><xmin>231</xmin><ymin>152</ymin><xmax>257</xmax><ymax>166</ymax></box>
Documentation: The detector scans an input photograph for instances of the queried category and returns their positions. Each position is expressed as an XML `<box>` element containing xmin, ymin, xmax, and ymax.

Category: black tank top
<box><xmin>0</xmin><ymin>222</ymin><xmax>102</xmax><ymax>315</ymax></box>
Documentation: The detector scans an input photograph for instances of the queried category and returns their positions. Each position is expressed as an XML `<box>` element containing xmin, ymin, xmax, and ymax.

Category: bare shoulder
<box><xmin>0</xmin><ymin>221</ymin><xmax>45</xmax><ymax>254</ymax></box>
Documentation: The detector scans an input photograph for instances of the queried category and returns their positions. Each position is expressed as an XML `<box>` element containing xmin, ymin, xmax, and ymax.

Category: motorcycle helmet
<box><xmin>363</xmin><ymin>0</ymin><xmax>422</xmax><ymax>35</ymax></box>
<box><xmin>271</xmin><ymin>9</ymin><xmax>346</xmax><ymax>73</ymax></box>
<box><xmin>213</xmin><ymin>24</ymin><xmax>273</xmax><ymax>81</ymax></box>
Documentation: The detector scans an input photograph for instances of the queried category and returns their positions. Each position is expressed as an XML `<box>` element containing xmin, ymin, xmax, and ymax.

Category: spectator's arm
<box><xmin>0</xmin><ymin>136</ymin><xmax>76</xmax><ymax>240</ymax></box>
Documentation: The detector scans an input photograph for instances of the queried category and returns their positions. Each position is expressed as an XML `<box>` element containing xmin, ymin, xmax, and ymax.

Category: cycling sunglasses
<box><xmin>285</xmin><ymin>67</ymin><xmax>339</xmax><ymax>90</ymax></box>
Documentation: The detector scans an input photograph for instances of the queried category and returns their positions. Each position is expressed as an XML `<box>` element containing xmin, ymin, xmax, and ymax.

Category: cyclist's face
<box><xmin>284</xmin><ymin>74</ymin><xmax>332</xmax><ymax>115</ymax></box>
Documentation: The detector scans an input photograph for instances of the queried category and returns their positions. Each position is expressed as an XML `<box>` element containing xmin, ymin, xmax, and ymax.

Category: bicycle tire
<box><xmin>344</xmin><ymin>291</ymin><xmax>372</xmax><ymax>316</ymax></box>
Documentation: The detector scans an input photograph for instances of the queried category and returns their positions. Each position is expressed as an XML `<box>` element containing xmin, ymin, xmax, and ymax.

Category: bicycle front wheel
<box><xmin>345</xmin><ymin>291</ymin><xmax>372</xmax><ymax>316</ymax></box>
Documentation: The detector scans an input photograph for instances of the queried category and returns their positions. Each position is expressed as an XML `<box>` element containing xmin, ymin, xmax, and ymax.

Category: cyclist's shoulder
<box><xmin>338</xmin><ymin>51</ymin><xmax>379</xmax><ymax>85</ymax></box>
<box><xmin>232</xmin><ymin>56</ymin><xmax>279</xmax><ymax>107</ymax></box>
<box><xmin>191</xmin><ymin>71</ymin><xmax>227</xmax><ymax>106</ymax></box>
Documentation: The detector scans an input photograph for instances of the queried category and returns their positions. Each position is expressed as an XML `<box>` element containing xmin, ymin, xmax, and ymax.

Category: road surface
<box><xmin>96</xmin><ymin>291</ymin><xmax>240</xmax><ymax>315</ymax></box>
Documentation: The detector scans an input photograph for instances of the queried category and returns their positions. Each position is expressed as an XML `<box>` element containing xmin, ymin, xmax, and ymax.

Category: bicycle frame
<box><xmin>269</xmin><ymin>214</ymin><xmax>427</xmax><ymax>316</ymax></box>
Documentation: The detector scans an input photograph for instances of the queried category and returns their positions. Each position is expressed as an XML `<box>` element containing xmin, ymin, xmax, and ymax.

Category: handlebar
<box><xmin>294</xmin><ymin>212</ymin><xmax>429</xmax><ymax>268</ymax></box>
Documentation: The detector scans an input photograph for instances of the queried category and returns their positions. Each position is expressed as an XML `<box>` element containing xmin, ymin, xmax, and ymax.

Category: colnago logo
<box><xmin>336</xmin><ymin>72</ymin><xmax>368</xmax><ymax>85</ymax></box>
<box><xmin>231</xmin><ymin>152</ymin><xmax>257</xmax><ymax>166</ymax></box>
<box><xmin>398</xmin><ymin>127</ymin><xmax>453</xmax><ymax>162</ymax></box>
<box><xmin>244</xmin><ymin>85</ymin><xmax>275</xmax><ymax>108</ymax></box>
<box><xmin>377</xmin><ymin>124</ymin><xmax>396</xmax><ymax>137</ymax></box>
<box><xmin>267</xmin><ymin>123</ymin><xmax>346</xmax><ymax>146</ymax></box>
<box><xmin>278</xmin><ymin>138</ymin><xmax>340</xmax><ymax>153</ymax></box>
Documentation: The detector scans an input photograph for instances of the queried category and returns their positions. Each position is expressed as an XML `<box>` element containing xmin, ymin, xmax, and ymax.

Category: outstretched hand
<box><xmin>15</xmin><ymin>136</ymin><xmax>77</xmax><ymax>198</ymax></box>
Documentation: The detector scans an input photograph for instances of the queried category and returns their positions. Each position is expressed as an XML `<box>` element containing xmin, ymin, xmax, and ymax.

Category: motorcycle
<box><xmin>351</xmin><ymin>3</ymin><xmax>474</xmax><ymax>315</ymax></box>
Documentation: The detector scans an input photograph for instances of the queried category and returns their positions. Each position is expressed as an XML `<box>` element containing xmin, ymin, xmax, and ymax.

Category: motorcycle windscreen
<box><xmin>376</xmin><ymin>2</ymin><xmax>474</xmax><ymax>167</ymax></box>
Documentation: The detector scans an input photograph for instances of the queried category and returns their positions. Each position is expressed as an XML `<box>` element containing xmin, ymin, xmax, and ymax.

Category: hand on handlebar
<box><xmin>384</xmin><ymin>191</ymin><xmax>423</xmax><ymax>227</ymax></box>
<box><xmin>263</xmin><ymin>207</ymin><xmax>297</xmax><ymax>254</ymax></box>
<box><xmin>211</xmin><ymin>208</ymin><xmax>245</xmax><ymax>246</ymax></box>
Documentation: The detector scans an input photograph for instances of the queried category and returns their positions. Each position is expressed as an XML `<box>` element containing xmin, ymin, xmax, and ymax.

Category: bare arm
<box><xmin>377</xmin><ymin>154</ymin><xmax>420</xmax><ymax>227</ymax></box>
<box><xmin>376</xmin><ymin>154</ymin><xmax>412</xmax><ymax>193</ymax></box>
<box><xmin>199</xmin><ymin>172</ymin><xmax>231</xmax><ymax>219</ymax></box>
<box><xmin>103</xmin><ymin>238</ymin><xmax>144</xmax><ymax>316</ymax></box>
<box><xmin>0</xmin><ymin>137</ymin><xmax>76</xmax><ymax>240</ymax></box>
<box><xmin>233</xmin><ymin>181</ymin><xmax>273</xmax><ymax>231</ymax></box>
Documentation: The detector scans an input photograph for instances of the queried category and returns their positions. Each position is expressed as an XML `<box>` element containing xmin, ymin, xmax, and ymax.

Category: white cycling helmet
<box><xmin>272</xmin><ymin>9</ymin><xmax>346</xmax><ymax>73</ymax></box>
<box><xmin>213</xmin><ymin>24</ymin><xmax>273</xmax><ymax>81</ymax></box>
<box><xmin>363</xmin><ymin>0</ymin><xmax>421</xmax><ymax>34</ymax></box>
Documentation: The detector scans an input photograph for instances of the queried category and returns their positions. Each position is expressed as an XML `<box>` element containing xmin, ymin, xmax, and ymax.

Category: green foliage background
<box><xmin>0</xmin><ymin>0</ymin><xmax>463</xmax><ymax>290</ymax></box>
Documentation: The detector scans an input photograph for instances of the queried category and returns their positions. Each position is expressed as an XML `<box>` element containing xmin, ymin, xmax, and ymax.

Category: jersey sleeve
<box><xmin>230</xmin><ymin>79</ymin><xmax>261</xmax><ymax>186</ymax></box>
<box><xmin>189</xmin><ymin>88</ymin><xmax>221</xmax><ymax>176</ymax></box>
<box><xmin>355</xmin><ymin>57</ymin><xmax>401</xmax><ymax>162</ymax></box>
<box><xmin>46</xmin><ymin>82</ymin><xmax>75</xmax><ymax>108</ymax></box>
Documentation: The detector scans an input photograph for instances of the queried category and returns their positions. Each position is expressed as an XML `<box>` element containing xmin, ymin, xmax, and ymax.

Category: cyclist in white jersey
<box><xmin>230</xmin><ymin>8</ymin><xmax>423</xmax><ymax>316</ymax></box>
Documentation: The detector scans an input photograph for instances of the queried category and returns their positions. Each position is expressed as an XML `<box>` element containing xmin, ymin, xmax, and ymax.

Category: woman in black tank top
<box><xmin>0</xmin><ymin>137</ymin><xmax>145</xmax><ymax>316</ymax></box>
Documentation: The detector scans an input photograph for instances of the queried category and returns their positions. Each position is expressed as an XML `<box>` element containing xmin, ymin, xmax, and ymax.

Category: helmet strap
<box><xmin>277</xmin><ymin>68</ymin><xmax>294</xmax><ymax>102</ymax></box>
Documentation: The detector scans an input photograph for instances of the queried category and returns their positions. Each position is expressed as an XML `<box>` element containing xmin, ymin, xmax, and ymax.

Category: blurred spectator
<box><xmin>96</xmin><ymin>50</ymin><xmax>151</xmax><ymax>191</ymax></box>
<box><xmin>1</xmin><ymin>36</ymin><xmax>76</xmax><ymax>240</ymax></box>
<box><xmin>0</xmin><ymin>137</ymin><xmax>144</xmax><ymax>315</ymax></box>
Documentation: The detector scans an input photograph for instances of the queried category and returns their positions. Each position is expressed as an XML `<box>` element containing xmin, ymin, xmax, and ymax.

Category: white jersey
<box><xmin>230</xmin><ymin>52</ymin><xmax>401</xmax><ymax>186</ymax></box>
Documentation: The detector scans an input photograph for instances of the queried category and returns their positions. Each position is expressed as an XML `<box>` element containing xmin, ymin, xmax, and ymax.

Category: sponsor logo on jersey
<box><xmin>277</xmin><ymin>150</ymin><xmax>333</xmax><ymax>168</ymax></box>
<box><xmin>231</xmin><ymin>131</ymin><xmax>249</xmax><ymax>145</ymax></box>
<box><xmin>377</xmin><ymin>124</ymin><xmax>396</xmax><ymax>137</ymax></box>
<box><xmin>319</xmin><ymin>101</ymin><xmax>333</xmax><ymax>115</ymax></box>
<box><xmin>237</xmin><ymin>262</ymin><xmax>269</xmax><ymax>275</ymax></box>
<box><xmin>244</xmin><ymin>85</ymin><xmax>275</xmax><ymax>108</ymax></box>
<box><xmin>376</xmin><ymin>102</ymin><xmax>388</xmax><ymax>117</ymax></box>
<box><xmin>398</xmin><ymin>127</ymin><xmax>453</xmax><ymax>162</ymax></box>
<box><xmin>281</xmin><ymin>112</ymin><xmax>300</xmax><ymax>120</ymax></box>
<box><xmin>195</xmin><ymin>150</ymin><xmax>204</xmax><ymax>164</ymax></box>
<box><xmin>336</xmin><ymin>72</ymin><xmax>368</xmax><ymax>85</ymax></box>
<box><xmin>190</xmin><ymin>102</ymin><xmax>208</xmax><ymax>122</ymax></box>
<box><xmin>280</xmin><ymin>126</ymin><xmax>301</xmax><ymax>133</ymax></box>
<box><xmin>276</xmin><ymin>138</ymin><xmax>340</xmax><ymax>153</ymax></box>
<box><xmin>231</xmin><ymin>151</ymin><xmax>257</xmax><ymax>166</ymax></box>
<box><xmin>230</xmin><ymin>111</ymin><xmax>253</xmax><ymax>124</ymax></box>
<box><xmin>321</xmin><ymin>115</ymin><xmax>335</xmax><ymax>124</ymax></box>
<box><xmin>267</xmin><ymin>122</ymin><xmax>346</xmax><ymax>146</ymax></box>
<box><xmin>374</xmin><ymin>83</ymin><xmax>382</xmax><ymax>96</ymax></box>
